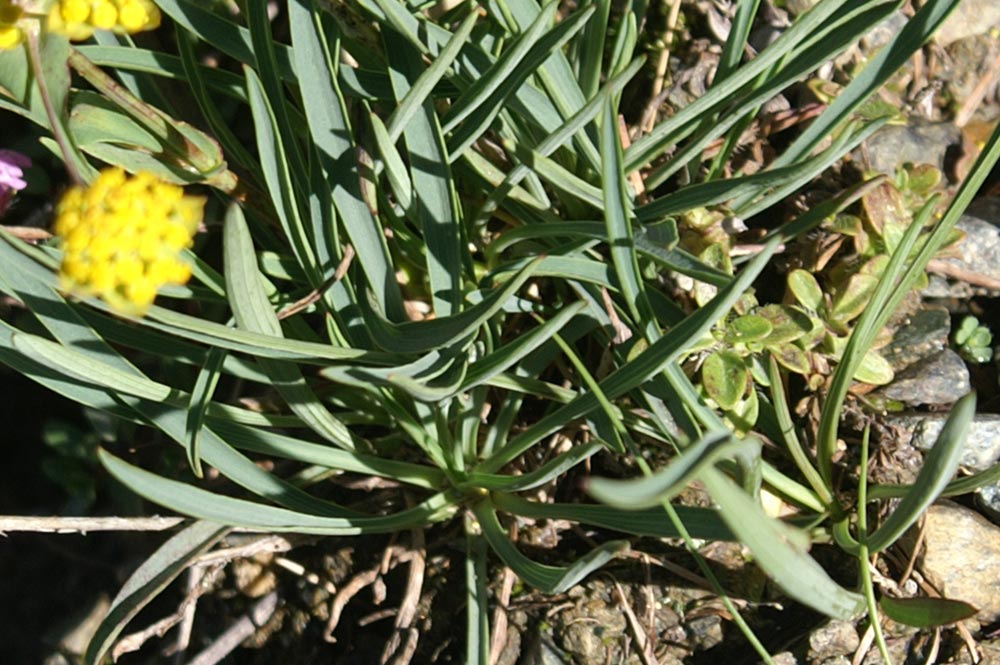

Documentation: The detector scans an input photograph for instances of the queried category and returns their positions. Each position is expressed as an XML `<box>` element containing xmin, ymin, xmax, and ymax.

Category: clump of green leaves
<box><xmin>954</xmin><ymin>315</ymin><xmax>993</xmax><ymax>364</ymax></box>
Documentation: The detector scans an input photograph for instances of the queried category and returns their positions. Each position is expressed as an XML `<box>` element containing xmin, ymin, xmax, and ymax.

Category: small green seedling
<box><xmin>954</xmin><ymin>315</ymin><xmax>993</xmax><ymax>364</ymax></box>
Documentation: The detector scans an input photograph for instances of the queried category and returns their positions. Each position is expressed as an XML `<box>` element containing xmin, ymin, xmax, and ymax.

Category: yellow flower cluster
<box><xmin>0</xmin><ymin>1</ymin><xmax>24</xmax><ymax>50</ymax></box>
<box><xmin>47</xmin><ymin>0</ymin><xmax>160</xmax><ymax>41</ymax></box>
<box><xmin>55</xmin><ymin>168</ymin><xmax>204</xmax><ymax>316</ymax></box>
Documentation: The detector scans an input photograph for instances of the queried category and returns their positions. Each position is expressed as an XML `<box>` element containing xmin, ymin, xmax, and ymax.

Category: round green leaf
<box><xmin>830</xmin><ymin>273</ymin><xmax>879</xmax><ymax>328</ymax></box>
<box><xmin>772</xmin><ymin>344</ymin><xmax>812</xmax><ymax>376</ymax></box>
<box><xmin>788</xmin><ymin>269</ymin><xmax>823</xmax><ymax>311</ymax></box>
<box><xmin>725</xmin><ymin>314</ymin><xmax>773</xmax><ymax>344</ymax></box>
<box><xmin>757</xmin><ymin>304</ymin><xmax>813</xmax><ymax>345</ymax></box>
<box><xmin>853</xmin><ymin>350</ymin><xmax>894</xmax><ymax>385</ymax></box>
<box><xmin>702</xmin><ymin>351</ymin><xmax>747</xmax><ymax>410</ymax></box>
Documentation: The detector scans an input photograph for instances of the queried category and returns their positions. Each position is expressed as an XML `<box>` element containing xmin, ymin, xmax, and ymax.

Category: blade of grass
<box><xmin>385</xmin><ymin>30</ymin><xmax>464</xmax><ymax>315</ymax></box>
<box><xmin>99</xmin><ymin>447</ymin><xmax>459</xmax><ymax>534</ymax></box>
<box><xmin>472</xmin><ymin>498</ymin><xmax>628</xmax><ymax>593</ymax></box>
<box><xmin>289</xmin><ymin>0</ymin><xmax>405</xmax><ymax>319</ymax></box>
<box><xmin>865</xmin><ymin>392</ymin><xmax>975</xmax><ymax>553</ymax></box>
<box><xmin>83</xmin><ymin>520</ymin><xmax>228</xmax><ymax>665</ymax></box>
<box><xmin>224</xmin><ymin>203</ymin><xmax>358</xmax><ymax>451</ymax></box>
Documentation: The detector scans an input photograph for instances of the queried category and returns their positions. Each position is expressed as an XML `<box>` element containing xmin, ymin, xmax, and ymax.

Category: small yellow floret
<box><xmin>48</xmin><ymin>0</ymin><xmax>161</xmax><ymax>41</ymax></box>
<box><xmin>0</xmin><ymin>1</ymin><xmax>23</xmax><ymax>50</ymax></box>
<box><xmin>61</xmin><ymin>0</ymin><xmax>91</xmax><ymax>22</ymax></box>
<box><xmin>91</xmin><ymin>1</ymin><xmax>119</xmax><ymax>30</ymax></box>
<box><xmin>54</xmin><ymin>168</ymin><xmax>205</xmax><ymax>316</ymax></box>
<box><xmin>0</xmin><ymin>24</ymin><xmax>21</xmax><ymax>49</ymax></box>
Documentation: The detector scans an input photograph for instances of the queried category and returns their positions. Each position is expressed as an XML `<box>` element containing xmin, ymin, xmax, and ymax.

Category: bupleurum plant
<box><xmin>1</xmin><ymin>1</ymin><xmax>999</xmax><ymax>663</ymax></box>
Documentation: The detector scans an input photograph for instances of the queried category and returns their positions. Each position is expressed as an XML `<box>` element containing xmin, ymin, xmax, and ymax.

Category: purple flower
<box><xmin>0</xmin><ymin>149</ymin><xmax>30</xmax><ymax>218</ymax></box>
<box><xmin>0</xmin><ymin>149</ymin><xmax>30</xmax><ymax>191</ymax></box>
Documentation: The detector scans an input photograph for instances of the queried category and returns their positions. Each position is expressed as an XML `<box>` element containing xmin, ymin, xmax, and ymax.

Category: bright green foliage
<box><xmin>954</xmin><ymin>315</ymin><xmax>994</xmax><ymax>364</ymax></box>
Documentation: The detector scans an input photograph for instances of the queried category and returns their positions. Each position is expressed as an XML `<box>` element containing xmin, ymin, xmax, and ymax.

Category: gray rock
<box><xmin>772</xmin><ymin>652</ymin><xmax>799</xmax><ymax>665</ymax></box>
<box><xmin>932</xmin><ymin>197</ymin><xmax>1000</xmax><ymax>297</ymax></box>
<box><xmin>818</xmin><ymin>658</ymin><xmax>851</xmax><ymax>665</ymax></box>
<box><xmin>859</xmin><ymin>122</ymin><xmax>960</xmax><ymax>176</ymax></box>
<box><xmin>861</xmin><ymin>11</ymin><xmax>908</xmax><ymax>51</ymax></box>
<box><xmin>879</xmin><ymin>349</ymin><xmax>970</xmax><ymax>406</ymax></box>
<box><xmin>687</xmin><ymin>615</ymin><xmax>724</xmax><ymax>651</ymax></box>
<box><xmin>557</xmin><ymin>580</ymin><xmax>630</xmax><ymax>662</ymax></box>
<box><xmin>883</xmin><ymin>413</ymin><xmax>1000</xmax><ymax>472</ymax></box>
<box><xmin>520</xmin><ymin>632</ymin><xmax>569</xmax><ymax>665</ymax></box>
<box><xmin>808</xmin><ymin>619</ymin><xmax>860</xmax><ymax>662</ymax></box>
<box><xmin>975</xmin><ymin>482</ymin><xmax>1000</xmax><ymax>525</ymax></box>
<box><xmin>883</xmin><ymin>308</ymin><xmax>951</xmax><ymax>371</ymax></box>
<box><xmin>901</xmin><ymin>501</ymin><xmax>1000</xmax><ymax>622</ymax></box>
<box><xmin>784</xmin><ymin>0</ymin><xmax>819</xmax><ymax>16</ymax></box>
<box><xmin>933</xmin><ymin>0</ymin><xmax>1000</xmax><ymax>45</ymax></box>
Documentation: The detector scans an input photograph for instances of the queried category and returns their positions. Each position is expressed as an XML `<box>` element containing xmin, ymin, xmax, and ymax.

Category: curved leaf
<box><xmin>473</xmin><ymin>498</ymin><xmax>627</xmax><ymax>594</ymax></box>
<box><xmin>586</xmin><ymin>430</ymin><xmax>742</xmax><ymax>509</ymax></box>
<box><xmin>84</xmin><ymin>521</ymin><xmax>227</xmax><ymax>665</ymax></box>
<box><xmin>879</xmin><ymin>596</ymin><xmax>978</xmax><ymax>628</ymax></box>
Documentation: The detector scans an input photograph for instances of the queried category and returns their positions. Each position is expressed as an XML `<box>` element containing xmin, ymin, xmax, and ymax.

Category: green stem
<box><xmin>26</xmin><ymin>31</ymin><xmax>84</xmax><ymax>184</ymax></box>
<box><xmin>662</xmin><ymin>500</ymin><xmax>777</xmax><ymax>665</ymax></box>
<box><xmin>858</xmin><ymin>425</ymin><xmax>892</xmax><ymax>664</ymax></box>
<box><xmin>766</xmin><ymin>354</ymin><xmax>833</xmax><ymax>507</ymax></box>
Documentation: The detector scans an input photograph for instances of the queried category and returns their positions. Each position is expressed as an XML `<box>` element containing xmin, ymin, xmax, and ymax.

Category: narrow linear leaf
<box><xmin>386</xmin><ymin>9</ymin><xmax>478</xmax><ymax>141</ymax></box>
<box><xmin>244</xmin><ymin>66</ymin><xmax>319</xmax><ymax>280</ymax></box>
<box><xmin>480</xmin><ymin>237</ymin><xmax>780</xmax><ymax>473</ymax></box>
<box><xmin>184</xmin><ymin>346</ymin><xmax>227</xmax><ymax>478</ymax></box>
<box><xmin>224</xmin><ymin>203</ymin><xmax>357</xmax><ymax>450</ymax></box>
<box><xmin>472</xmin><ymin>498</ymin><xmax>627</xmax><ymax>594</ymax></box>
<box><xmin>370</xmin><ymin>112</ymin><xmax>413</xmax><ymax>210</ymax></box>
<box><xmin>84</xmin><ymin>520</ymin><xmax>228</xmax><ymax>665</ymax></box>
<box><xmin>98</xmin><ymin>448</ymin><xmax>458</xmax><ymax>534</ymax></box>
<box><xmin>587</xmin><ymin>431</ymin><xmax>743</xmax><ymax>509</ymax></box>
<box><xmin>385</xmin><ymin>30</ymin><xmax>464</xmax><ymax>315</ymax></box>
<box><xmin>493</xmin><ymin>491</ymin><xmax>738</xmax><ymax>540</ymax></box>
<box><xmin>866</xmin><ymin>392</ymin><xmax>975</xmax><ymax>553</ymax></box>
<box><xmin>700</xmin><ymin>466</ymin><xmax>865</xmax><ymax>619</ymax></box>
<box><xmin>11</xmin><ymin>332</ymin><xmax>170</xmax><ymax>402</ymax></box>
<box><xmin>879</xmin><ymin>596</ymin><xmax>978</xmax><ymax>628</ymax></box>
<box><xmin>445</xmin><ymin>3</ymin><xmax>595</xmax><ymax>158</ymax></box>
<box><xmin>289</xmin><ymin>0</ymin><xmax>404</xmax><ymax>318</ymax></box>
<box><xmin>359</xmin><ymin>258</ymin><xmax>542</xmax><ymax>353</ymax></box>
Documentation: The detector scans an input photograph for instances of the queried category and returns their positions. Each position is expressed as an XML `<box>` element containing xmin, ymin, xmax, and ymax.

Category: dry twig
<box><xmin>612</xmin><ymin>577</ymin><xmax>660</xmax><ymax>665</ymax></box>
<box><xmin>489</xmin><ymin>566</ymin><xmax>517</xmax><ymax>665</ymax></box>
<box><xmin>382</xmin><ymin>502</ymin><xmax>427</xmax><ymax>665</ymax></box>
<box><xmin>185</xmin><ymin>592</ymin><xmax>280</xmax><ymax>665</ymax></box>
<box><xmin>0</xmin><ymin>515</ymin><xmax>185</xmax><ymax>534</ymax></box>
<box><xmin>927</xmin><ymin>259</ymin><xmax>1000</xmax><ymax>291</ymax></box>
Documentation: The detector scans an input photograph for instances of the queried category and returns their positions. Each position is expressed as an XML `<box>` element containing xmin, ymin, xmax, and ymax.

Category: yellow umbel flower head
<box><xmin>47</xmin><ymin>0</ymin><xmax>161</xmax><ymax>41</ymax></box>
<box><xmin>0</xmin><ymin>1</ymin><xmax>25</xmax><ymax>50</ymax></box>
<box><xmin>54</xmin><ymin>167</ymin><xmax>204</xmax><ymax>316</ymax></box>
